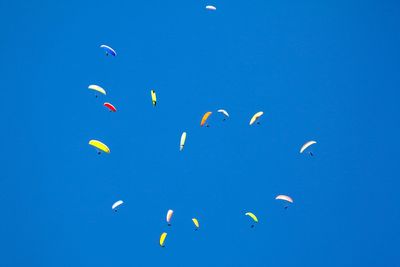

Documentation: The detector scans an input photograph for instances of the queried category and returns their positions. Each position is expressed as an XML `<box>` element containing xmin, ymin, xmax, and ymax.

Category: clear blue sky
<box><xmin>2</xmin><ymin>0</ymin><xmax>400</xmax><ymax>266</ymax></box>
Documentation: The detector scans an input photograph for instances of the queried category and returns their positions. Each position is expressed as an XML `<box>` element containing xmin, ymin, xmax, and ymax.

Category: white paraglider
<box><xmin>112</xmin><ymin>200</ymin><xmax>123</xmax><ymax>212</ymax></box>
<box><xmin>206</xmin><ymin>5</ymin><xmax>217</xmax><ymax>11</ymax></box>
<box><xmin>300</xmin><ymin>140</ymin><xmax>317</xmax><ymax>156</ymax></box>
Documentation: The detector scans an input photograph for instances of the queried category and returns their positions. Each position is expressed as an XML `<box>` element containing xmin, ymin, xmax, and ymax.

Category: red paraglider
<box><xmin>104</xmin><ymin>102</ymin><xmax>117</xmax><ymax>112</ymax></box>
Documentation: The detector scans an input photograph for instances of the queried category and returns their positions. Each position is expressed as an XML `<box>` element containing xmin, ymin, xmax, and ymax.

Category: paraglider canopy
<box><xmin>180</xmin><ymin>132</ymin><xmax>187</xmax><ymax>151</ymax></box>
<box><xmin>159</xmin><ymin>232</ymin><xmax>167</xmax><ymax>247</ymax></box>
<box><xmin>100</xmin><ymin>44</ymin><xmax>117</xmax><ymax>56</ymax></box>
<box><xmin>300</xmin><ymin>140</ymin><xmax>317</xmax><ymax>154</ymax></box>
<box><xmin>275</xmin><ymin>195</ymin><xmax>293</xmax><ymax>203</ymax></box>
<box><xmin>249</xmin><ymin>111</ymin><xmax>264</xmax><ymax>125</ymax></box>
<box><xmin>200</xmin><ymin>112</ymin><xmax>212</xmax><ymax>127</ymax></box>
<box><xmin>89</xmin><ymin>140</ymin><xmax>110</xmax><ymax>154</ymax></box>
<box><xmin>217</xmin><ymin>109</ymin><xmax>229</xmax><ymax>118</ymax></box>
<box><xmin>151</xmin><ymin>90</ymin><xmax>157</xmax><ymax>106</ymax></box>
<box><xmin>206</xmin><ymin>5</ymin><xmax>216</xmax><ymax>10</ymax></box>
<box><xmin>104</xmin><ymin>102</ymin><xmax>117</xmax><ymax>112</ymax></box>
<box><xmin>245</xmin><ymin>212</ymin><xmax>258</xmax><ymax>223</ymax></box>
<box><xmin>112</xmin><ymin>200</ymin><xmax>123</xmax><ymax>210</ymax></box>
<box><xmin>88</xmin><ymin>85</ymin><xmax>106</xmax><ymax>96</ymax></box>
<box><xmin>192</xmin><ymin>218</ymin><xmax>200</xmax><ymax>229</ymax></box>
<box><xmin>166</xmin><ymin>209</ymin><xmax>174</xmax><ymax>225</ymax></box>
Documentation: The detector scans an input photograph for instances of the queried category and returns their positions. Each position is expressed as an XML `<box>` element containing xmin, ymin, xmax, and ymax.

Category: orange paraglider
<box><xmin>200</xmin><ymin>112</ymin><xmax>212</xmax><ymax>127</ymax></box>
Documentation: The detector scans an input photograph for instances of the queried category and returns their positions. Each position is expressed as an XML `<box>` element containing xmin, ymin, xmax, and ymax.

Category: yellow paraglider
<box><xmin>88</xmin><ymin>140</ymin><xmax>110</xmax><ymax>154</ymax></box>
<box><xmin>245</xmin><ymin>212</ymin><xmax>258</xmax><ymax>222</ymax></box>
<box><xmin>192</xmin><ymin>218</ymin><xmax>200</xmax><ymax>230</ymax></box>
<box><xmin>151</xmin><ymin>90</ymin><xmax>157</xmax><ymax>106</ymax></box>
<box><xmin>159</xmin><ymin>232</ymin><xmax>167</xmax><ymax>247</ymax></box>
<box><xmin>249</xmin><ymin>111</ymin><xmax>264</xmax><ymax>125</ymax></box>
<box><xmin>245</xmin><ymin>212</ymin><xmax>258</xmax><ymax>228</ymax></box>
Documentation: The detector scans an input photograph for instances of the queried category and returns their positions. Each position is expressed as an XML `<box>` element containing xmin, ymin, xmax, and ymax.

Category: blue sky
<box><xmin>1</xmin><ymin>0</ymin><xmax>400</xmax><ymax>266</ymax></box>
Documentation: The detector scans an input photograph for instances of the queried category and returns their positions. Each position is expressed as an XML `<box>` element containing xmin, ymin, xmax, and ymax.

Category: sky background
<box><xmin>1</xmin><ymin>0</ymin><xmax>400</xmax><ymax>266</ymax></box>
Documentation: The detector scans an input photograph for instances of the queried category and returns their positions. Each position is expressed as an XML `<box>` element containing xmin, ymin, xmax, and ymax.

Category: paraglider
<box><xmin>166</xmin><ymin>209</ymin><xmax>174</xmax><ymax>226</ymax></box>
<box><xmin>217</xmin><ymin>109</ymin><xmax>229</xmax><ymax>121</ymax></box>
<box><xmin>206</xmin><ymin>5</ymin><xmax>216</xmax><ymax>10</ymax></box>
<box><xmin>192</xmin><ymin>218</ymin><xmax>200</xmax><ymax>230</ymax></box>
<box><xmin>275</xmin><ymin>195</ymin><xmax>294</xmax><ymax>209</ymax></box>
<box><xmin>100</xmin><ymin>44</ymin><xmax>117</xmax><ymax>56</ymax></box>
<box><xmin>200</xmin><ymin>112</ymin><xmax>212</xmax><ymax>127</ymax></box>
<box><xmin>249</xmin><ymin>111</ymin><xmax>264</xmax><ymax>125</ymax></box>
<box><xmin>88</xmin><ymin>139</ymin><xmax>110</xmax><ymax>154</ymax></box>
<box><xmin>151</xmin><ymin>90</ymin><xmax>157</xmax><ymax>106</ymax></box>
<box><xmin>112</xmin><ymin>200</ymin><xmax>123</xmax><ymax>212</ymax></box>
<box><xmin>245</xmin><ymin>212</ymin><xmax>258</xmax><ymax>228</ymax></box>
<box><xmin>104</xmin><ymin>102</ymin><xmax>117</xmax><ymax>112</ymax></box>
<box><xmin>300</xmin><ymin>140</ymin><xmax>317</xmax><ymax>156</ymax></box>
<box><xmin>88</xmin><ymin>84</ymin><xmax>106</xmax><ymax>97</ymax></box>
<box><xmin>159</xmin><ymin>232</ymin><xmax>167</xmax><ymax>247</ymax></box>
<box><xmin>180</xmin><ymin>132</ymin><xmax>187</xmax><ymax>151</ymax></box>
